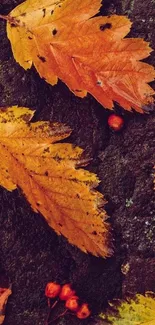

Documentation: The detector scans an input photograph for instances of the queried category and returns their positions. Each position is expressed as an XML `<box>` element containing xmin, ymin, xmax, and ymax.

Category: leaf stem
<box><xmin>0</xmin><ymin>14</ymin><xmax>10</xmax><ymax>21</ymax></box>
<box><xmin>51</xmin><ymin>299</ymin><xmax>59</xmax><ymax>309</ymax></box>
<box><xmin>48</xmin><ymin>309</ymin><xmax>68</xmax><ymax>324</ymax></box>
<box><xmin>44</xmin><ymin>307</ymin><xmax>52</xmax><ymax>325</ymax></box>
<box><xmin>45</xmin><ymin>299</ymin><xmax>59</xmax><ymax>325</ymax></box>
<box><xmin>0</xmin><ymin>14</ymin><xmax>22</xmax><ymax>27</ymax></box>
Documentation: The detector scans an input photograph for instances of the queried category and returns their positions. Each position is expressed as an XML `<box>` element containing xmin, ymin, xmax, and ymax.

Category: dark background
<box><xmin>0</xmin><ymin>0</ymin><xmax>155</xmax><ymax>324</ymax></box>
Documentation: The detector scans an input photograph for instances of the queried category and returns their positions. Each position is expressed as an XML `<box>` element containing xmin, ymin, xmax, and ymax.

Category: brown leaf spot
<box><xmin>28</xmin><ymin>36</ymin><xmax>33</xmax><ymax>40</ymax></box>
<box><xmin>58</xmin><ymin>223</ymin><xmax>63</xmax><ymax>227</ymax></box>
<box><xmin>21</xmin><ymin>113</ymin><xmax>32</xmax><ymax>122</ymax></box>
<box><xmin>37</xmin><ymin>55</ymin><xmax>46</xmax><ymax>63</ymax></box>
<box><xmin>52</xmin><ymin>29</ymin><xmax>58</xmax><ymax>36</ymax></box>
<box><xmin>0</xmin><ymin>107</ymin><xmax>8</xmax><ymax>112</ymax></box>
<box><xmin>42</xmin><ymin>8</ymin><xmax>46</xmax><ymax>17</ymax></box>
<box><xmin>10</xmin><ymin>23</ymin><xmax>16</xmax><ymax>28</ymax></box>
<box><xmin>54</xmin><ymin>155</ymin><xmax>61</xmax><ymax>162</ymax></box>
<box><xmin>43</xmin><ymin>147</ymin><xmax>50</xmax><ymax>153</ymax></box>
<box><xmin>100</xmin><ymin>23</ymin><xmax>112</xmax><ymax>31</ymax></box>
<box><xmin>1</xmin><ymin>118</ymin><xmax>7</xmax><ymax>123</ymax></box>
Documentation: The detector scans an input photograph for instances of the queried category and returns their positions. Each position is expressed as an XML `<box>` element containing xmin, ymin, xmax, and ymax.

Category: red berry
<box><xmin>59</xmin><ymin>284</ymin><xmax>75</xmax><ymax>301</ymax></box>
<box><xmin>45</xmin><ymin>282</ymin><xmax>61</xmax><ymax>298</ymax></box>
<box><xmin>65</xmin><ymin>295</ymin><xmax>79</xmax><ymax>312</ymax></box>
<box><xmin>108</xmin><ymin>114</ymin><xmax>124</xmax><ymax>131</ymax></box>
<box><xmin>76</xmin><ymin>303</ymin><xmax>91</xmax><ymax>319</ymax></box>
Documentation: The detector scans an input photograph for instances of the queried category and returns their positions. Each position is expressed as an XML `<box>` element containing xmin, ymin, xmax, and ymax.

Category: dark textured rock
<box><xmin>0</xmin><ymin>0</ymin><xmax>155</xmax><ymax>324</ymax></box>
<box><xmin>122</xmin><ymin>257</ymin><xmax>155</xmax><ymax>295</ymax></box>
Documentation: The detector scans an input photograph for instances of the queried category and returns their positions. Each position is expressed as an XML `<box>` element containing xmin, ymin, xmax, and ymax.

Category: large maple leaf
<box><xmin>1</xmin><ymin>0</ymin><xmax>154</xmax><ymax>112</ymax></box>
<box><xmin>0</xmin><ymin>106</ymin><xmax>112</xmax><ymax>257</ymax></box>
<box><xmin>100</xmin><ymin>292</ymin><xmax>155</xmax><ymax>325</ymax></box>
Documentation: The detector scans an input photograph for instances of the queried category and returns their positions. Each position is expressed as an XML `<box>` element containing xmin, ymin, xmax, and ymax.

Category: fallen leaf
<box><xmin>1</xmin><ymin>0</ymin><xmax>154</xmax><ymax>112</ymax></box>
<box><xmin>0</xmin><ymin>287</ymin><xmax>12</xmax><ymax>324</ymax></box>
<box><xmin>0</xmin><ymin>106</ymin><xmax>112</xmax><ymax>257</ymax></box>
<box><xmin>100</xmin><ymin>292</ymin><xmax>155</xmax><ymax>325</ymax></box>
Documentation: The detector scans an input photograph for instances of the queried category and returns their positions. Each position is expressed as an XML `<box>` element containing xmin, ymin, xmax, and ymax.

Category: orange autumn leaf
<box><xmin>1</xmin><ymin>0</ymin><xmax>154</xmax><ymax>112</ymax></box>
<box><xmin>0</xmin><ymin>106</ymin><xmax>112</xmax><ymax>257</ymax></box>
<box><xmin>0</xmin><ymin>287</ymin><xmax>12</xmax><ymax>325</ymax></box>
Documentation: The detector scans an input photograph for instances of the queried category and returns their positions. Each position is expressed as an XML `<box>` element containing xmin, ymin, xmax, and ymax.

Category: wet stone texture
<box><xmin>0</xmin><ymin>0</ymin><xmax>155</xmax><ymax>324</ymax></box>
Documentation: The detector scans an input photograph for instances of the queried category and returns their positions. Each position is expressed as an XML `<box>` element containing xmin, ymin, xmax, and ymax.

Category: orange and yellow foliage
<box><xmin>0</xmin><ymin>106</ymin><xmax>112</xmax><ymax>257</ymax></box>
<box><xmin>3</xmin><ymin>0</ymin><xmax>154</xmax><ymax>112</ymax></box>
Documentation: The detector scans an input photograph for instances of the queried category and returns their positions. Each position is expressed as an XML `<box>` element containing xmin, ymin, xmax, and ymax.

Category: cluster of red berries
<box><xmin>45</xmin><ymin>282</ymin><xmax>91</xmax><ymax>320</ymax></box>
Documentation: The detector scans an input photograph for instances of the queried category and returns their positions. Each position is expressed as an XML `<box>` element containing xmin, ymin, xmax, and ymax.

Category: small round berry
<box><xmin>59</xmin><ymin>284</ymin><xmax>75</xmax><ymax>301</ymax></box>
<box><xmin>108</xmin><ymin>114</ymin><xmax>124</xmax><ymax>131</ymax></box>
<box><xmin>76</xmin><ymin>303</ymin><xmax>91</xmax><ymax>319</ymax></box>
<box><xmin>45</xmin><ymin>282</ymin><xmax>61</xmax><ymax>299</ymax></box>
<box><xmin>65</xmin><ymin>295</ymin><xmax>79</xmax><ymax>312</ymax></box>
